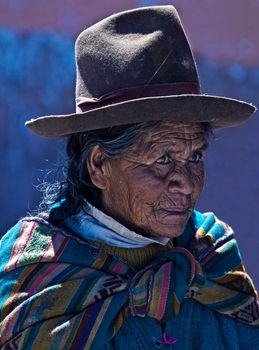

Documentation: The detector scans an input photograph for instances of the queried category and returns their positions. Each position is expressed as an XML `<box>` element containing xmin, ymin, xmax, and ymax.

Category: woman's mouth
<box><xmin>159</xmin><ymin>207</ymin><xmax>190</xmax><ymax>215</ymax></box>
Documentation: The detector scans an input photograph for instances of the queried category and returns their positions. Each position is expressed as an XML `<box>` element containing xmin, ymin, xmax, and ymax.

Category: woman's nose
<box><xmin>167</xmin><ymin>164</ymin><xmax>194</xmax><ymax>195</ymax></box>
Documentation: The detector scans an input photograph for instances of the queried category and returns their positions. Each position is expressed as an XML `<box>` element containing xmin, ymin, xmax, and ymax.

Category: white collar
<box><xmin>64</xmin><ymin>201</ymin><xmax>170</xmax><ymax>248</ymax></box>
<box><xmin>85</xmin><ymin>201</ymin><xmax>170</xmax><ymax>246</ymax></box>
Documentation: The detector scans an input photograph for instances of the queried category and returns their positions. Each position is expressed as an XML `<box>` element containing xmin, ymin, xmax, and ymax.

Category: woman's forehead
<box><xmin>124</xmin><ymin>122</ymin><xmax>208</xmax><ymax>158</ymax></box>
<box><xmin>136</xmin><ymin>122</ymin><xmax>207</xmax><ymax>145</ymax></box>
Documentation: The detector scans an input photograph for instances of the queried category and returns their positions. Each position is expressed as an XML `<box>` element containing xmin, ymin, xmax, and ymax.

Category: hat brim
<box><xmin>25</xmin><ymin>94</ymin><xmax>256</xmax><ymax>138</ymax></box>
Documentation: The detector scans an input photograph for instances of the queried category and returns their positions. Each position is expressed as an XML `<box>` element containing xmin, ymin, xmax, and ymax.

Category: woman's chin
<box><xmin>145</xmin><ymin>212</ymin><xmax>191</xmax><ymax>238</ymax></box>
<box><xmin>146</xmin><ymin>220</ymin><xmax>189</xmax><ymax>239</ymax></box>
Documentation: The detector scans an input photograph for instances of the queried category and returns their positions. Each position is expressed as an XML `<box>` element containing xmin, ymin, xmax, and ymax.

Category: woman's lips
<box><xmin>159</xmin><ymin>207</ymin><xmax>190</xmax><ymax>215</ymax></box>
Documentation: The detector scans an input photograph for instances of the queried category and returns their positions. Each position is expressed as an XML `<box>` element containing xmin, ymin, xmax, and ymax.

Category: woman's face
<box><xmin>95</xmin><ymin>122</ymin><xmax>208</xmax><ymax>238</ymax></box>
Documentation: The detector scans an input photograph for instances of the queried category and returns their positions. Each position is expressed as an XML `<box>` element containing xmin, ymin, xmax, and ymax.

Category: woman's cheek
<box><xmin>191</xmin><ymin>165</ymin><xmax>205</xmax><ymax>194</ymax></box>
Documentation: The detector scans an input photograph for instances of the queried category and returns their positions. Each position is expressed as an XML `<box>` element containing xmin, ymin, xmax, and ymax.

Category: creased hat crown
<box><xmin>75</xmin><ymin>5</ymin><xmax>200</xmax><ymax>102</ymax></box>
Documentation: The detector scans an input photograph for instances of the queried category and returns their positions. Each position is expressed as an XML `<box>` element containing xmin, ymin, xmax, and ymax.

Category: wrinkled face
<box><xmin>100</xmin><ymin>122</ymin><xmax>208</xmax><ymax>238</ymax></box>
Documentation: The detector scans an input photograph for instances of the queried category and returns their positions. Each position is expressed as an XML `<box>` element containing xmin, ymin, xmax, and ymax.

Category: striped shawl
<box><xmin>0</xmin><ymin>211</ymin><xmax>258</xmax><ymax>349</ymax></box>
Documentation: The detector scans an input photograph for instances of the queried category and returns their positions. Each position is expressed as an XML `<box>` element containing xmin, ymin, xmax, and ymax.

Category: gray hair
<box><xmin>41</xmin><ymin>120</ymin><xmax>213</xmax><ymax>224</ymax></box>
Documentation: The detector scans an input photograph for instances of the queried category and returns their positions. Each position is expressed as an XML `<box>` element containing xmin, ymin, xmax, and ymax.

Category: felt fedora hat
<box><xmin>25</xmin><ymin>5</ymin><xmax>256</xmax><ymax>138</ymax></box>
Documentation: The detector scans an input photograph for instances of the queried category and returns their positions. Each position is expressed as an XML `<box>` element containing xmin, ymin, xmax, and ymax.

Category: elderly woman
<box><xmin>0</xmin><ymin>5</ymin><xmax>259</xmax><ymax>350</ymax></box>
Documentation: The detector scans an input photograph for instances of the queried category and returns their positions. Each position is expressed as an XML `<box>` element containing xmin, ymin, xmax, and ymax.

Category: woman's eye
<box><xmin>189</xmin><ymin>152</ymin><xmax>203</xmax><ymax>164</ymax></box>
<box><xmin>155</xmin><ymin>155</ymin><xmax>171</xmax><ymax>165</ymax></box>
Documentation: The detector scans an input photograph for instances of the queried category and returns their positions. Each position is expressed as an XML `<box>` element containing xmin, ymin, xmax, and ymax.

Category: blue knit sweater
<box><xmin>110</xmin><ymin>298</ymin><xmax>259</xmax><ymax>349</ymax></box>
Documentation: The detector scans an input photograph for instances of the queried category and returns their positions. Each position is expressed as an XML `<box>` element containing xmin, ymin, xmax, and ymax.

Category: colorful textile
<box><xmin>0</xmin><ymin>211</ymin><xmax>258</xmax><ymax>349</ymax></box>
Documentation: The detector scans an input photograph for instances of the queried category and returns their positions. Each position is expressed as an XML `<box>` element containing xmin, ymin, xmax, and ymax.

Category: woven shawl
<box><xmin>0</xmin><ymin>211</ymin><xmax>258</xmax><ymax>349</ymax></box>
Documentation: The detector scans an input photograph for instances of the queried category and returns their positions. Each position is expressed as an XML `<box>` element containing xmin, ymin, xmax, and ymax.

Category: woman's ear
<box><xmin>86</xmin><ymin>145</ymin><xmax>110</xmax><ymax>190</ymax></box>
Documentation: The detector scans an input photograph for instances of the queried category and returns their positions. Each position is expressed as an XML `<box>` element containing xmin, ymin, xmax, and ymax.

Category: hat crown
<box><xmin>75</xmin><ymin>5</ymin><xmax>200</xmax><ymax>100</ymax></box>
<box><xmin>25</xmin><ymin>5</ymin><xmax>255</xmax><ymax>137</ymax></box>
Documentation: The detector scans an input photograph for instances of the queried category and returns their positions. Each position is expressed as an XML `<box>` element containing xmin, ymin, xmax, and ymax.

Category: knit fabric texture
<box><xmin>0</xmin><ymin>210</ymin><xmax>258</xmax><ymax>349</ymax></box>
<box><xmin>91</xmin><ymin>239</ymin><xmax>175</xmax><ymax>271</ymax></box>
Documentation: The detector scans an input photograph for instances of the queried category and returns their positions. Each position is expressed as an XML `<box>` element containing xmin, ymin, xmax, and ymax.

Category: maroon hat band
<box><xmin>76</xmin><ymin>82</ymin><xmax>201</xmax><ymax>113</ymax></box>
